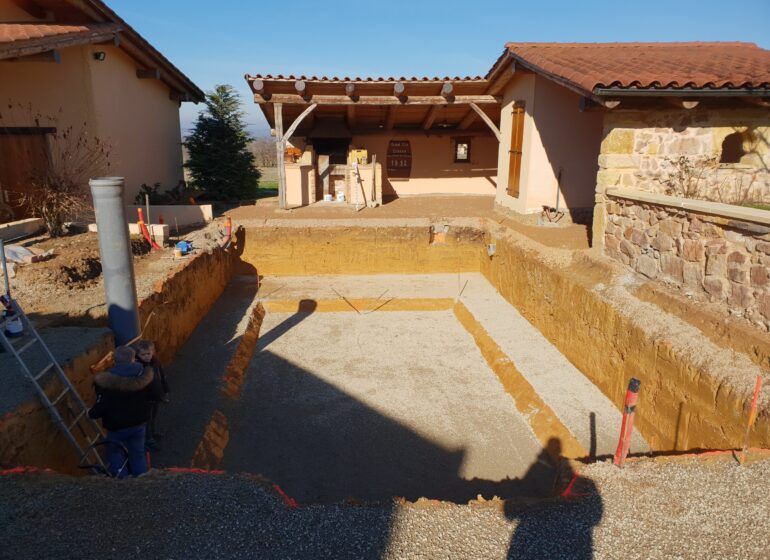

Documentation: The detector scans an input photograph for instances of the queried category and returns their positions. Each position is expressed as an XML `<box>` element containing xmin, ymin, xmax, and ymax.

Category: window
<box><xmin>454</xmin><ymin>137</ymin><xmax>471</xmax><ymax>163</ymax></box>
<box><xmin>719</xmin><ymin>131</ymin><xmax>747</xmax><ymax>164</ymax></box>
<box><xmin>507</xmin><ymin>102</ymin><xmax>525</xmax><ymax>198</ymax></box>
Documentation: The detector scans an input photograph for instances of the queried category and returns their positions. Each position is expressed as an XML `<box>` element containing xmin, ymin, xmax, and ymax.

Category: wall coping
<box><xmin>606</xmin><ymin>188</ymin><xmax>770</xmax><ymax>226</ymax></box>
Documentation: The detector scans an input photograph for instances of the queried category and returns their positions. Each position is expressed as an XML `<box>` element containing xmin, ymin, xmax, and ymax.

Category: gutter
<box><xmin>594</xmin><ymin>87</ymin><xmax>770</xmax><ymax>98</ymax></box>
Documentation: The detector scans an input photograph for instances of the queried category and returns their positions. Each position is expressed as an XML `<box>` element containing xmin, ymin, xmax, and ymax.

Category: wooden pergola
<box><xmin>244</xmin><ymin>74</ymin><xmax>506</xmax><ymax>208</ymax></box>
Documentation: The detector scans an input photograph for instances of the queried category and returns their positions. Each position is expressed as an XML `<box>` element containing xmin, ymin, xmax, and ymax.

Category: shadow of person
<box><xmin>257</xmin><ymin>299</ymin><xmax>317</xmax><ymax>349</ymax></box>
<box><xmin>505</xmin><ymin>438</ymin><xmax>603</xmax><ymax>559</ymax></box>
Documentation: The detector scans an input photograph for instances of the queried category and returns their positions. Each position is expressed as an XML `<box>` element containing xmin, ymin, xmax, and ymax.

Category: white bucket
<box><xmin>336</xmin><ymin>192</ymin><xmax>346</xmax><ymax>202</ymax></box>
<box><xmin>5</xmin><ymin>316</ymin><xmax>23</xmax><ymax>336</ymax></box>
<box><xmin>323</xmin><ymin>194</ymin><xmax>333</xmax><ymax>202</ymax></box>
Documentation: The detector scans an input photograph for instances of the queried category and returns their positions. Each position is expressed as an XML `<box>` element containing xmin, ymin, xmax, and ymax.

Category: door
<box><xmin>0</xmin><ymin>131</ymin><xmax>51</xmax><ymax>223</ymax></box>
<box><xmin>507</xmin><ymin>102</ymin><xmax>525</xmax><ymax>199</ymax></box>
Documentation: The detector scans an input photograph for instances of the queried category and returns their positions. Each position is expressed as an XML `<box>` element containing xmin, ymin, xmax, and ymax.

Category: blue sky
<box><xmin>107</xmin><ymin>0</ymin><xmax>770</xmax><ymax>137</ymax></box>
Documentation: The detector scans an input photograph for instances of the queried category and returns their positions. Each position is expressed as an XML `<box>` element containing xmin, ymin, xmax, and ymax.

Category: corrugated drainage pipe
<box><xmin>89</xmin><ymin>177</ymin><xmax>140</xmax><ymax>345</ymax></box>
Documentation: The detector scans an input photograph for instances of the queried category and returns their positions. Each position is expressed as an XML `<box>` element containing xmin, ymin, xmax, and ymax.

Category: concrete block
<box><xmin>89</xmin><ymin>223</ymin><xmax>169</xmax><ymax>246</ymax></box>
<box><xmin>0</xmin><ymin>218</ymin><xmax>44</xmax><ymax>241</ymax></box>
<box><xmin>125</xmin><ymin>204</ymin><xmax>213</xmax><ymax>227</ymax></box>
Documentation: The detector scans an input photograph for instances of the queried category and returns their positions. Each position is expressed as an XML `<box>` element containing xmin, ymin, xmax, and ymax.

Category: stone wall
<box><xmin>604</xmin><ymin>192</ymin><xmax>770</xmax><ymax>331</ymax></box>
<box><xmin>596</xmin><ymin>108</ymin><xmax>770</xmax><ymax>204</ymax></box>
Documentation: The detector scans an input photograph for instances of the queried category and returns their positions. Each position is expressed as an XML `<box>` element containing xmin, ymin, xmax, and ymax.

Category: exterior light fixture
<box><xmin>93</xmin><ymin>51</ymin><xmax>106</xmax><ymax>61</ymax></box>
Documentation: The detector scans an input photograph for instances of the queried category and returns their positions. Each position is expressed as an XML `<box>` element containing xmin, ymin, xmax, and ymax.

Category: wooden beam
<box><xmin>136</xmin><ymin>68</ymin><xmax>161</xmax><ymax>80</ymax></box>
<box><xmin>487</xmin><ymin>61</ymin><xmax>517</xmax><ymax>95</ymax></box>
<box><xmin>385</xmin><ymin>106</ymin><xmax>396</xmax><ymax>130</ymax></box>
<box><xmin>0</xmin><ymin>27</ymin><xmax>119</xmax><ymax>61</ymax></box>
<box><xmin>282</xmin><ymin>103</ymin><xmax>317</xmax><ymax>142</ymax></box>
<box><xmin>294</xmin><ymin>80</ymin><xmax>309</xmax><ymax>100</ymax></box>
<box><xmin>251</xmin><ymin>78</ymin><xmax>265</xmax><ymax>94</ymax></box>
<box><xmin>170</xmin><ymin>91</ymin><xmax>192</xmax><ymax>102</ymax></box>
<box><xmin>468</xmin><ymin>103</ymin><xmax>501</xmax><ymax>141</ymax></box>
<box><xmin>345</xmin><ymin>82</ymin><xmax>356</xmax><ymax>96</ymax></box>
<box><xmin>457</xmin><ymin>110</ymin><xmax>477</xmax><ymax>130</ymax></box>
<box><xmin>274</xmin><ymin>103</ymin><xmax>287</xmax><ymax>210</ymax></box>
<box><xmin>745</xmin><ymin>97</ymin><xmax>770</xmax><ymax>108</ymax></box>
<box><xmin>666</xmin><ymin>99</ymin><xmax>700</xmax><ymax>110</ymax></box>
<box><xmin>393</xmin><ymin>82</ymin><xmax>406</xmax><ymax>97</ymax></box>
<box><xmin>602</xmin><ymin>99</ymin><xmax>621</xmax><ymax>109</ymax></box>
<box><xmin>254</xmin><ymin>94</ymin><xmax>501</xmax><ymax>105</ymax></box>
<box><xmin>0</xmin><ymin>126</ymin><xmax>56</xmax><ymax>135</ymax></box>
<box><xmin>440</xmin><ymin>82</ymin><xmax>454</xmax><ymax>98</ymax></box>
<box><xmin>421</xmin><ymin>105</ymin><xmax>439</xmax><ymax>130</ymax></box>
<box><xmin>5</xmin><ymin>49</ymin><xmax>60</xmax><ymax>63</ymax></box>
<box><xmin>346</xmin><ymin>105</ymin><xmax>356</xmax><ymax>128</ymax></box>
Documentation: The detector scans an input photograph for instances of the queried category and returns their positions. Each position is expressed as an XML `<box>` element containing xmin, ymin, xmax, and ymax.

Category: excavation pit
<box><xmin>151</xmin><ymin>273</ymin><xmax>646</xmax><ymax>503</ymax></box>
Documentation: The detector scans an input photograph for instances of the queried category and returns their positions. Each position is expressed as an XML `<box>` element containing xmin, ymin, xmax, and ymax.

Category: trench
<box><xmin>3</xmin><ymin>220</ymin><xmax>768</xmax><ymax>501</ymax></box>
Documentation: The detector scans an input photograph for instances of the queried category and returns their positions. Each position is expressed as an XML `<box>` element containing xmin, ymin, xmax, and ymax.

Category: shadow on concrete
<box><xmin>505</xmin><ymin>438</ymin><xmax>603</xmax><ymax>559</ymax></box>
<box><xmin>153</xmin><ymin>297</ymin><xmax>603</xmax><ymax>558</ymax></box>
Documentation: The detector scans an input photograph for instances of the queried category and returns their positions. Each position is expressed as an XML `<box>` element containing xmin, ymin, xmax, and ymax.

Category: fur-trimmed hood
<box><xmin>94</xmin><ymin>365</ymin><xmax>155</xmax><ymax>392</ymax></box>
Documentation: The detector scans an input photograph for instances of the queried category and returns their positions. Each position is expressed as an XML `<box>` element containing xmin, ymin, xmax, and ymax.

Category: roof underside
<box><xmin>245</xmin><ymin>75</ymin><xmax>501</xmax><ymax>134</ymax></box>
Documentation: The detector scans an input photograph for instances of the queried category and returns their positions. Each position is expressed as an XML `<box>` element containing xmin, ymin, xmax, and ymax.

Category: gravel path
<box><xmin>1</xmin><ymin>455</ymin><xmax>768</xmax><ymax>559</ymax></box>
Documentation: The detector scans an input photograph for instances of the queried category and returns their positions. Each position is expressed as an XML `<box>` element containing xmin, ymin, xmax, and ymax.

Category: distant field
<box><xmin>259</xmin><ymin>167</ymin><xmax>278</xmax><ymax>182</ymax></box>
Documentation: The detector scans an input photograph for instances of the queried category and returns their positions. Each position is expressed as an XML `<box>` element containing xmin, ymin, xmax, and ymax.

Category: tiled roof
<box><xmin>0</xmin><ymin>22</ymin><xmax>118</xmax><ymax>46</ymax></box>
<box><xmin>500</xmin><ymin>42</ymin><xmax>770</xmax><ymax>93</ymax></box>
<box><xmin>247</xmin><ymin>74</ymin><xmax>486</xmax><ymax>82</ymax></box>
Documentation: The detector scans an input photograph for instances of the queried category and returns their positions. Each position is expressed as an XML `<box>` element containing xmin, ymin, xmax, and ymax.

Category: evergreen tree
<box><xmin>185</xmin><ymin>84</ymin><xmax>260</xmax><ymax>200</ymax></box>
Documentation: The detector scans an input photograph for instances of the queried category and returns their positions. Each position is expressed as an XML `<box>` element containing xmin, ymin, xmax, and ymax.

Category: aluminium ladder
<box><xmin>0</xmin><ymin>239</ymin><xmax>107</xmax><ymax>473</ymax></box>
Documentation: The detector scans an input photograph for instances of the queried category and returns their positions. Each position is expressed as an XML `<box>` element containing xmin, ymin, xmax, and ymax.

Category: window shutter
<box><xmin>507</xmin><ymin>102</ymin><xmax>525</xmax><ymax>198</ymax></box>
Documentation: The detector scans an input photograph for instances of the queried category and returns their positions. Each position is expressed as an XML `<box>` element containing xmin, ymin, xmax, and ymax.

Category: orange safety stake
<box><xmin>739</xmin><ymin>375</ymin><xmax>763</xmax><ymax>465</ymax></box>
<box><xmin>137</xmin><ymin>208</ymin><xmax>162</xmax><ymax>250</ymax></box>
<box><xmin>614</xmin><ymin>378</ymin><xmax>641</xmax><ymax>468</ymax></box>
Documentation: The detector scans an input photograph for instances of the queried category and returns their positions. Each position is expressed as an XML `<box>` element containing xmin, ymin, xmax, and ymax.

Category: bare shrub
<box><xmin>1</xmin><ymin>102</ymin><xmax>111</xmax><ymax>236</ymax></box>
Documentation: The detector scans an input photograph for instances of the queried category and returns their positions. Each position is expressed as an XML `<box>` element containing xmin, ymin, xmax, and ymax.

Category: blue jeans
<box><xmin>105</xmin><ymin>424</ymin><xmax>148</xmax><ymax>478</ymax></box>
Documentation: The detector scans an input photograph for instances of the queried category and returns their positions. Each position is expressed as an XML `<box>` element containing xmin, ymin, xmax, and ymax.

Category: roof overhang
<box><xmin>0</xmin><ymin>22</ymin><xmax>120</xmax><ymax>60</ymax></box>
<box><xmin>2</xmin><ymin>0</ymin><xmax>204</xmax><ymax>102</ymax></box>
<box><xmin>244</xmin><ymin>75</ymin><xmax>502</xmax><ymax>136</ymax></box>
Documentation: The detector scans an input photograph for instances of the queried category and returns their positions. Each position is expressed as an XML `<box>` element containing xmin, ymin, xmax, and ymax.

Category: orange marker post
<box><xmin>614</xmin><ymin>378</ymin><xmax>641</xmax><ymax>468</ymax></box>
<box><xmin>739</xmin><ymin>375</ymin><xmax>763</xmax><ymax>465</ymax></box>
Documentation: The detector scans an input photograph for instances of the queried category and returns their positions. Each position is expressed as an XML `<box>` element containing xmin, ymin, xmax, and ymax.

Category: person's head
<box><xmin>133</xmin><ymin>340</ymin><xmax>155</xmax><ymax>363</ymax></box>
<box><xmin>113</xmin><ymin>346</ymin><xmax>136</xmax><ymax>365</ymax></box>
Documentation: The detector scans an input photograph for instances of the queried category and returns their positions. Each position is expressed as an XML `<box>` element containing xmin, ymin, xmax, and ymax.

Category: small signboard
<box><xmin>386</xmin><ymin>140</ymin><xmax>412</xmax><ymax>179</ymax></box>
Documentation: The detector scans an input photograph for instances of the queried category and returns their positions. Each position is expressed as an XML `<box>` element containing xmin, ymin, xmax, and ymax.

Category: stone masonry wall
<box><xmin>597</xmin><ymin>109</ymin><xmax>770</xmax><ymax>204</ymax></box>
<box><xmin>604</xmin><ymin>196</ymin><xmax>770</xmax><ymax>331</ymax></box>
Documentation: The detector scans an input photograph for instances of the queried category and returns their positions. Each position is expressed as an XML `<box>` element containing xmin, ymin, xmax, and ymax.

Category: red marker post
<box><xmin>614</xmin><ymin>378</ymin><xmax>641</xmax><ymax>468</ymax></box>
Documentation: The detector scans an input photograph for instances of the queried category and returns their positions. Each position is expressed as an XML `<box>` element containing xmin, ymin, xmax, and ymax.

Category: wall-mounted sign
<box><xmin>386</xmin><ymin>140</ymin><xmax>411</xmax><ymax>179</ymax></box>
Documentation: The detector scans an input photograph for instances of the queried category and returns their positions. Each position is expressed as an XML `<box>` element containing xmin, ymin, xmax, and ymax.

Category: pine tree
<box><xmin>185</xmin><ymin>85</ymin><xmax>260</xmax><ymax>200</ymax></box>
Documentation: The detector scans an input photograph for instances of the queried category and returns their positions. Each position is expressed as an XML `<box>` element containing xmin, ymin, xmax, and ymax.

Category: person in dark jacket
<box><xmin>132</xmin><ymin>340</ymin><xmax>169</xmax><ymax>451</ymax></box>
<box><xmin>88</xmin><ymin>345</ymin><xmax>163</xmax><ymax>478</ymax></box>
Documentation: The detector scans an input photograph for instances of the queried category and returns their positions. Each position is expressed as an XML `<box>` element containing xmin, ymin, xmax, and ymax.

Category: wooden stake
<box><xmin>739</xmin><ymin>375</ymin><xmax>763</xmax><ymax>464</ymax></box>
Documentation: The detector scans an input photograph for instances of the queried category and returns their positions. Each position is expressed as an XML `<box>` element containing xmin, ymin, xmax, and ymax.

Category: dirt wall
<box><xmin>0</xmin><ymin>331</ymin><xmax>113</xmax><ymax>474</ymax></box>
<box><xmin>239</xmin><ymin>220</ymin><xmax>768</xmax><ymax>452</ymax></box>
<box><xmin>238</xmin><ymin>224</ymin><xmax>485</xmax><ymax>276</ymax></box>
<box><xmin>0</xmin><ymin>245</ymin><xmax>237</xmax><ymax>472</ymax></box>
<box><xmin>479</xmin><ymin>229</ymin><xmax>769</xmax><ymax>451</ymax></box>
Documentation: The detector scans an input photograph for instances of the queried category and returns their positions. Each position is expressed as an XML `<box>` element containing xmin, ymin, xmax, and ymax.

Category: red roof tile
<box><xmin>500</xmin><ymin>42</ymin><xmax>770</xmax><ymax>93</ymax></box>
<box><xmin>0</xmin><ymin>22</ymin><xmax>117</xmax><ymax>45</ymax></box>
<box><xmin>246</xmin><ymin>74</ymin><xmax>486</xmax><ymax>83</ymax></box>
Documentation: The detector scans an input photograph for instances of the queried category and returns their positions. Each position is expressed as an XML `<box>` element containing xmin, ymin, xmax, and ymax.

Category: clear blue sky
<box><xmin>107</xmin><ymin>0</ymin><xmax>770</xmax><ymax>137</ymax></box>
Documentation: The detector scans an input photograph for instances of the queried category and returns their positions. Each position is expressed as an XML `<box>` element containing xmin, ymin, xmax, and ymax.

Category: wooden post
<box><xmin>468</xmin><ymin>102</ymin><xmax>501</xmax><ymax>141</ymax></box>
<box><xmin>274</xmin><ymin>103</ymin><xmax>286</xmax><ymax>210</ymax></box>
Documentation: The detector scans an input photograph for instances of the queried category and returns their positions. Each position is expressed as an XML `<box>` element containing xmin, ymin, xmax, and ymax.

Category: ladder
<box><xmin>0</xmin><ymin>239</ymin><xmax>107</xmax><ymax>474</ymax></box>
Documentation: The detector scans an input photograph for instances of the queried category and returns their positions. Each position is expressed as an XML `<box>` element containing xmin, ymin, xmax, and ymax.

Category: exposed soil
<box><xmin>6</xmin><ymin>224</ymin><xmax>224</xmax><ymax>327</ymax></box>
<box><xmin>227</xmin><ymin>195</ymin><xmax>591</xmax><ymax>250</ymax></box>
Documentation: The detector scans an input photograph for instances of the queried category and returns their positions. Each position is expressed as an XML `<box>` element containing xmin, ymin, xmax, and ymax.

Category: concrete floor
<box><xmin>225</xmin><ymin>309</ymin><xmax>545</xmax><ymax>503</ymax></box>
<box><xmin>154</xmin><ymin>273</ymin><xmax>645</xmax><ymax>503</ymax></box>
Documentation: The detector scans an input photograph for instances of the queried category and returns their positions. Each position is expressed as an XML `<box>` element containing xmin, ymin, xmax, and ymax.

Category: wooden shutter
<box><xmin>507</xmin><ymin>102</ymin><xmax>525</xmax><ymax>198</ymax></box>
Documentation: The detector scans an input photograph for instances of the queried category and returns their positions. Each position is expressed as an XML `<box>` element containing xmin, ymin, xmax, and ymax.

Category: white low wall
<box><xmin>125</xmin><ymin>204</ymin><xmax>213</xmax><ymax>227</ymax></box>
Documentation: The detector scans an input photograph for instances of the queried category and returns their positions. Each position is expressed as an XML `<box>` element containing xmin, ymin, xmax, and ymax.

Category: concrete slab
<box><xmin>256</xmin><ymin>273</ymin><xmax>647</xmax><ymax>456</ymax></box>
<box><xmin>225</xmin><ymin>309</ymin><xmax>547</xmax><ymax>503</ymax></box>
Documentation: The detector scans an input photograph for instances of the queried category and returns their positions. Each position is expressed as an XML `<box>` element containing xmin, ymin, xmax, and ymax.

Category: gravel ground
<box><xmin>1</xmin><ymin>454</ymin><xmax>768</xmax><ymax>559</ymax></box>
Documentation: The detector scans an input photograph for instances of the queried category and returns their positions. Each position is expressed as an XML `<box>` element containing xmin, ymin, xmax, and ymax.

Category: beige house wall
<box><xmin>0</xmin><ymin>43</ymin><xmax>185</xmax><ymax>204</ymax></box>
<box><xmin>88</xmin><ymin>44</ymin><xmax>185</xmax><ymax>202</ymax></box>
<box><xmin>0</xmin><ymin>45</ymin><xmax>97</xmax><ymax>133</ymax></box>
<box><xmin>494</xmin><ymin>74</ymin><xmax>603</xmax><ymax>214</ymax></box>
<box><xmin>350</xmin><ymin>133</ymin><xmax>497</xmax><ymax>197</ymax></box>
